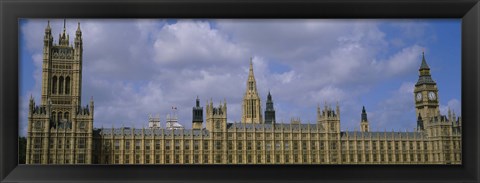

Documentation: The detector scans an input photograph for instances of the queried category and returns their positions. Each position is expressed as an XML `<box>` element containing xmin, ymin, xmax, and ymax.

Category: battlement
<box><xmin>317</xmin><ymin>102</ymin><xmax>340</xmax><ymax>121</ymax></box>
<box><xmin>206</xmin><ymin>99</ymin><xmax>227</xmax><ymax>118</ymax></box>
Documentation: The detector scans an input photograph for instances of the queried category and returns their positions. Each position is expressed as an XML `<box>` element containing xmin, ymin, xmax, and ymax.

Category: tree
<box><xmin>19</xmin><ymin>136</ymin><xmax>26</xmax><ymax>164</ymax></box>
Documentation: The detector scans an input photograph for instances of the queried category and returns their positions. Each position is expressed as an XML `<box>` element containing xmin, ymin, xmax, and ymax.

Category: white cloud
<box><xmin>440</xmin><ymin>98</ymin><xmax>461</xmax><ymax>117</ymax></box>
<box><xmin>370</xmin><ymin>82</ymin><xmax>416</xmax><ymax>131</ymax></box>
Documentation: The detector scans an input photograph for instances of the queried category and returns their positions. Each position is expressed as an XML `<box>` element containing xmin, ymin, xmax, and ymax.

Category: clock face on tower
<box><xmin>428</xmin><ymin>91</ymin><xmax>436</xmax><ymax>101</ymax></box>
<box><xmin>416</xmin><ymin>93</ymin><xmax>422</xmax><ymax>101</ymax></box>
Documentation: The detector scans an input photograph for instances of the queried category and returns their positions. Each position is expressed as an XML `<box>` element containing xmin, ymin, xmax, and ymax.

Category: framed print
<box><xmin>1</xmin><ymin>0</ymin><xmax>479</xmax><ymax>182</ymax></box>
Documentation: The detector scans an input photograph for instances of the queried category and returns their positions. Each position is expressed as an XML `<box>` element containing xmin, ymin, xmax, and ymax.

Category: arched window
<box><xmin>64</xmin><ymin>112</ymin><xmax>69</xmax><ymax>121</ymax></box>
<box><xmin>59</xmin><ymin>76</ymin><xmax>64</xmax><ymax>94</ymax></box>
<box><xmin>57</xmin><ymin>112</ymin><xmax>62</xmax><ymax>123</ymax></box>
<box><xmin>52</xmin><ymin>112</ymin><xmax>57</xmax><ymax>124</ymax></box>
<box><xmin>52</xmin><ymin>76</ymin><xmax>57</xmax><ymax>94</ymax></box>
<box><xmin>65</xmin><ymin>76</ymin><xmax>70</xmax><ymax>94</ymax></box>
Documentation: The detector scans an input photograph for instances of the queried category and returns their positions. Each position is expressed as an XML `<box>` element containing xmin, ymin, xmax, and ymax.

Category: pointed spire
<box><xmin>46</xmin><ymin>20</ymin><xmax>51</xmax><ymax>30</ymax></box>
<box><xmin>196</xmin><ymin>95</ymin><xmax>200</xmax><ymax>107</ymax></box>
<box><xmin>361</xmin><ymin>106</ymin><xmax>368</xmax><ymax>122</ymax></box>
<box><xmin>249</xmin><ymin>57</ymin><xmax>253</xmax><ymax>71</ymax></box>
<box><xmin>77</xmin><ymin>22</ymin><xmax>81</xmax><ymax>31</ymax></box>
<box><xmin>420</xmin><ymin>51</ymin><xmax>430</xmax><ymax>70</ymax></box>
<box><xmin>63</xmin><ymin>19</ymin><xmax>67</xmax><ymax>36</ymax></box>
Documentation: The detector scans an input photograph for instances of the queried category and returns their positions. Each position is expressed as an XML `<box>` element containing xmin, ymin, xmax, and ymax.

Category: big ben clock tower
<box><xmin>414</xmin><ymin>52</ymin><xmax>440</xmax><ymax>128</ymax></box>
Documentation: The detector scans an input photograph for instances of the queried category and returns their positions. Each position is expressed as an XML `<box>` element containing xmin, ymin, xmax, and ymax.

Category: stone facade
<box><xmin>26</xmin><ymin>21</ymin><xmax>94</xmax><ymax>164</ymax></box>
<box><xmin>26</xmin><ymin>21</ymin><xmax>462</xmax><ymax>165</ymax></box>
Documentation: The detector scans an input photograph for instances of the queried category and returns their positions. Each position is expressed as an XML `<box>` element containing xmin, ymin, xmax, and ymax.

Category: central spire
<box><xmin>59</xmin><ymin>19</ymin><xmax>69</xmax><ymax>46</ymax></box>
<box><xmin>246</xmin><ymin>57</ymin><xmax>258</xmax><ymax>94</ymax></box>
<box><xmin>242</xmin><ymin>57</ymin><xmax>262</xmax><ymax>124</ymax></box>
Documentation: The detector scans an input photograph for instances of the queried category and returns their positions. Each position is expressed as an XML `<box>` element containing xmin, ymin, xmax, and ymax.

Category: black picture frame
<box><xmin>1</xmin><ymin>0</ymin><xmax>479</xmax><ymax>182</ymax></box>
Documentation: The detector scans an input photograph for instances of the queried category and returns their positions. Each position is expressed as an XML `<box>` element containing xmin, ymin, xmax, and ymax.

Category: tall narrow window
<box><xmin>59</xmin><ymin>76</ymin><xmax>64</xmax><ymax>94</ymax></box>
<box><xmin>57</xmin><ymin>112</ymin><xmax>62</xmax><ymax>123</ymax></box>
<box><xmin>52</xmin><ymin>76</ymin><xmax>57</xmax><ymax>94</ymax></box>
<box><xmin>64</xmin><ymin>112</ymin><xmax>69</xmax><ymax>121</ymax></box>
<box><xmin>65</xmin><ymin>76</ymin><xmax>70</xmax><ymax>94</ymax></box>
<box><xmin>52</xmin><ymin>112</ymin><xmax>56</xmax><ymax>125</ymax></box>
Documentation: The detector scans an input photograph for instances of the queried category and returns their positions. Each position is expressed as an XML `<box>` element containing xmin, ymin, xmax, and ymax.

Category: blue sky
<box><xmin>19</xmin><ymin>19</ymin><xmax>461</xmax><ymax>136</ymax></box>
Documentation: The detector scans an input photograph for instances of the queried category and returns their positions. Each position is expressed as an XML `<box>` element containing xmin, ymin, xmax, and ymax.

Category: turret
<box><xmin>75</xmin><ymin>22</ymin><xmax>82</xmax><ymax>49</ymax></box>
<box><xmin>360</xmin><ymin>106</ymin><xmax>369</xmax><ymax>132</ymax></box>
<box><xmin>264</xmin><ymin>91</ymin><xmax>276</xmax><ymax>124</ymax></box>
<box><xmin>89</xmin><ymin>96</ymin><xmax>94</xmax><ymax>117</ymax></box>
<box><xmin>317</xmin><ymin>102</ymin><xmax>340</xmax><ymax>133</ymax></box>
<box><xmin>44</xmin><ymin>20</ymin><xmax>53</xmax><ymax>47</ymax></box>
<box><xmin>28</xmin><ymin>95</ymin><xmax>35</xmax><ymax>115</ymax></box>
<box><xmin>192</xmin><ymin>96</ymin><xmax>203</xmax><ymax>130</ymax></box>
<box><xmin>59</xmin><ymin>19</ymin><xmax>69</xmax><ymax>46</ymax></box>
<box><xmin>206</xmin><ymin>99</ymin><xmax>227</xmax><ymax>132</ymax></box>
<box><xmin>417</xmin><ymin>113</ymin><xmax>424</xmax><ymax>131</ymax></box>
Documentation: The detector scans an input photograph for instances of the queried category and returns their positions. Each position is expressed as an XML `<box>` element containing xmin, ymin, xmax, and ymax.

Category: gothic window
<box><xmin>203</xmin><ymin>141</ymin><xmax>208</xmax><ymax>150</ymax></box>
<box><xmin>194</xmin><ymin>140</ymin><xmax>199</xmax><ymax>150</ymax></box>
<box><xmin>59</xmin><ymin>76</ymin><xmax>64</xmax><ymax>94</ymax></box>
<box><xmin>165</xmin><ymin>141</ymin><xmax>170</xmax><ymax>150</ymax></box>
<box><xmin>256</xmin><ymin>141</ymin><xmax>262</xmax><ymax>150</ymax></box>
<box><xmin>215</xmin><ymin>121</ymin><xmax>221</xmax><ymax>129</ymax></box>
<box><xmin>125</xmin><ymin>140</ymin><xmax>130</xmax><ymax>150</ymax></box>
<box><xmin>49</xmin><ymin>138</ymin><xmax>55</xmax><ymax>149</ymax></box>
<box><xmin>249</xmin><ymin>82</ymin><xmax>253</xmax><ymax>91</ymax></box>
<box><xmin>266</xmin><ymin>142</ymin><xmax>271</xmax><ymax>150</ymax></box>
<box><xmin>135</xmin><ymin>154</ymin><xmax>141</xmax><ymax>164</ymax></box>
<box><xmin>64</xmin><ymin>112</ymin><xmax>69</xmax><ymax>121</ymax></box>
<box><xmin>33</xmin><ymin>154</ymin><xmax>41</xmax><ymax>164</ymax></box>
<box><xmin>52</xmin><ymin>76</ymin><xmax>57</xmax><ymax>94</ymax></box>
<box><xmin>146</xmin><ymin>155</ymin><xmax>151</xmax><ymax>164</ymax></box>
<box><xmin>51</xmin><ymin>112</ymin><xmax>56</xmax><ymax>125</ymax></box>
<box><xmin>65</xmin><ymin>76</ymin><xmax>70</xmax><ymax>94</ymax></box>
<box><xmin>203</xmin><ymin>155</ymin><xmax>208</xmax><ymax>163</ymax></box>
<box><xmin>57</xmin><ymin>139</ymin><xmax>62</xmax><ymax>149</ymax></box>
<box><xmin>125</xmin><ymin>155</ymin><xmax>130</xmax><ymax>164</ymax></box>
<box><xmin>275</xmin><ymin>141</ymin><xmax>281</xmax><ymax>149</ymax></box>
<box><xmin>175</xmin><ymin>140</ymin><xmax>180</xmax><ymax>150</ymax></box>
<box><xmin>145</xmin><ymin>140</ymin><xmax>151</xmax><ymax>150</ymax></box>
<box><xmin>79</xmin><ymin>122</ymin><xmax>85</xmax><ymax>129</ymax></box>
<box><xmin>167</xmin><ymin>155</ymin><xmax>176</xmax><ymax>164</ymax></box>
<box><xmin>114</xmin><ymin>140</ymin><xmax>120</xmax><ymax>150</ymax></box>
<box><xmin>135</xmin><ymin>140</ymin><xmax>141</xmax><ymax>150</ymax></box>
<box><xmin>77</xmin><ymin>154</ymin><xmax>85</xmax><ymax>164</ymax></box>
<box><xmin>34</xmin><ymin>138</ymin><xmax>42</xmax><ymax>149</ymax></box>
<box><xmin>65</xmin><ymin>139</ymin><xmax>70</xmax><ymax>149</ymax></box>
<box><xmin>114</xmin><ymin>155</ymin><xmax>119</xmax><ymax>164</ymax></box>
<box><xmin>155</xmin><ymin>140</ymin><xmax>161</xmax><ymax>150</ymax></box>
<box><xmin>57</xmin><ymin>112</ymin><xmax>62</xmax><ymax>123</ymax></box>
<box><xmin>156</xmin><ymin>155</ymin><xmax>161</xmax><ymax>164</ymax></box>
<box><xmin>78</xmin><ymin>138</ymin><xmax>85</xmax><ymax>148</ymax></box>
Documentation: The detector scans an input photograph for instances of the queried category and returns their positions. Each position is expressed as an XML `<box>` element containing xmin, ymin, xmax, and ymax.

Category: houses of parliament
<box><xmin>26</xmin><ymin>21</ymin><xmax>462</xmax><ymax>165</ymax></box>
